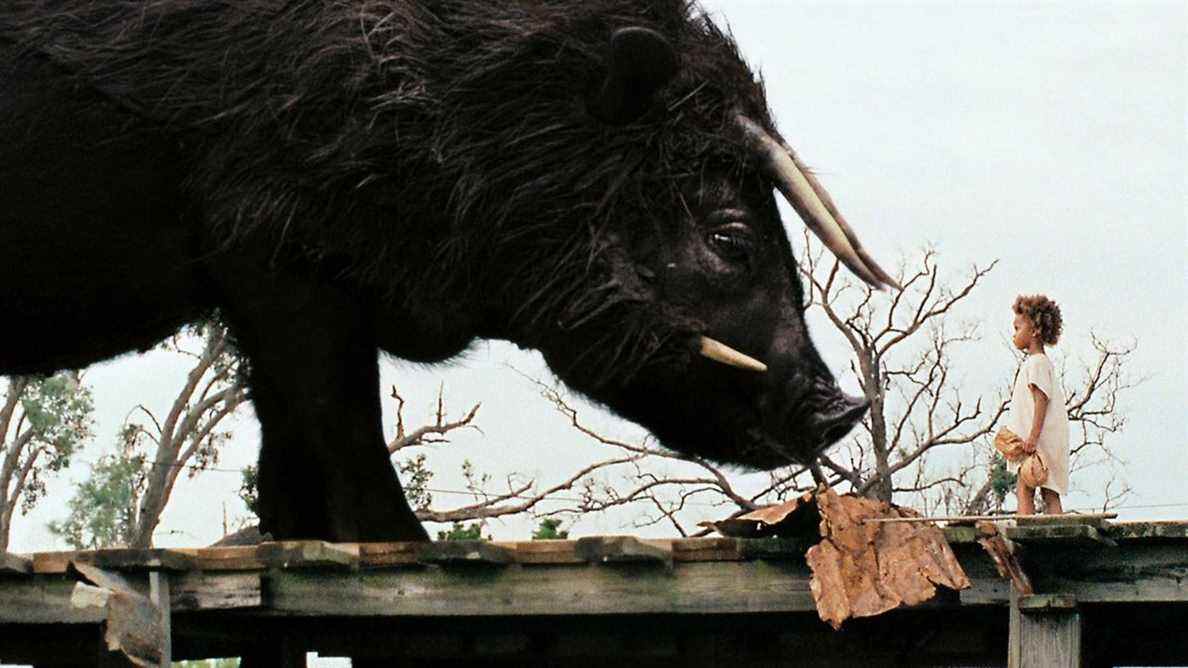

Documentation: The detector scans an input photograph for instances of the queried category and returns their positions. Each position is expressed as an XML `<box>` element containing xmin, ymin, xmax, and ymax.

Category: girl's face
<box><xmin>1012</xmin><ymin>312</ymin><xmax>1034</xmax><ymax>350</ymax></box>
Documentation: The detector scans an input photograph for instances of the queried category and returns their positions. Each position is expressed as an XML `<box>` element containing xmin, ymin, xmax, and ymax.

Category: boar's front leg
<box><xmin>213</xmin><ymin>253</ymin><xmax>428</xmax><ymax>543</ymax></box>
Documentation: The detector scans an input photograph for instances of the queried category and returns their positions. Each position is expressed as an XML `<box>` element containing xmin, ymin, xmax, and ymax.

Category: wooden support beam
<box><xmin>149</xmin><ymin>572</ymin><xmax>171</xmax><ymax>667</ymax></box>
<box><xmin>70</xmin><ymin>563</ymin><xmax>166</xmax><ymax>666</ymax></box>
<box><xmin>266</xmin><ymin>559</ymin><xmax>819</xmax><ymax>617</ymax></box>
<box><xmin>170</xmin><ymin>571</ymin><xmax>262</xmax><ymax>611</ymax></box>
<box><xmin>1009</xmin><ymin>588</ymin><xmax>1082</xmax><ymax>668</ymax></box>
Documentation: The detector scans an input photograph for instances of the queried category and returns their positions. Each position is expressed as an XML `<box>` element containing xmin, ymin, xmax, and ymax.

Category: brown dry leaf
<box><xmin>701</xmin><ymin>487</ymin><xmax>970</xmax><ymax>629</ymax></box>
<box><xmin>808</xmin><ymin>487</ymin><xmax>970</xmax><ymax>629</ymax></box>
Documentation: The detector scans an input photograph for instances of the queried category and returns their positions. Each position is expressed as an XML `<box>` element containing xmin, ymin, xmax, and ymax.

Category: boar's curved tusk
<box><xmin>699</xmin><ymin>336</ymin><xmax>768</xmax><ymax>373</ymax></box>
<box><xmin>735</xmin><ymin>115</ymin><xmax>899</xmax><ymax>291</ymax></box>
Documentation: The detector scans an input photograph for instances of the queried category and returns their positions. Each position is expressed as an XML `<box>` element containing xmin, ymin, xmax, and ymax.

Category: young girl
<box><xmin>1009</xmin><ymin>294</ymin><xmax>1070</xmax><ymax>515</ymax></box>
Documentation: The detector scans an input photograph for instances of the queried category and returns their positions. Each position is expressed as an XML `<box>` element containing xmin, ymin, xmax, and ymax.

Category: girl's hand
<box><xmin>1023</xmin><ymin>437</ymin><xmax>1037</xmax><ymax>454</ymax></box>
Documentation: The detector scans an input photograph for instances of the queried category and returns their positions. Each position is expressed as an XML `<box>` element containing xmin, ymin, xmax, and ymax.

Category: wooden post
<box><xmin>1009</xmin><ymin>589</ymin><xmax>1082</xmax><ymax>667</ymax></box>
<box><xmin>148</xmin><ymin>571</ymin><xmax>171</xmax><ymax>667</ymax></box>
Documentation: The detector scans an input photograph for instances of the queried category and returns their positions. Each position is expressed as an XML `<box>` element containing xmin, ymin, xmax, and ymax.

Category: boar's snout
<box><xmin>806</xmin><ymin>382</ymin><xmax>869</xmax><ymax>449</ymax></box>
<box><xmin>767</xmin><ymin>374</ymin><xmax>868</xmax><ymax>462</ymax></box>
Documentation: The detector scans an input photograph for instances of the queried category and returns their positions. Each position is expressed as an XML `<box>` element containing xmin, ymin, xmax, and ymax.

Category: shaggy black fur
<box><xmin>1</xmin><ymin>1</ymin><xmax>868</xmax><ymax>544</ymax></box>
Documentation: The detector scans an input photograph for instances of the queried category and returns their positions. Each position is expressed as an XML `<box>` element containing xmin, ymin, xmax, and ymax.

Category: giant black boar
<box><xmin>0</xmin><ymin>1</ymin><xmax>896</xmax><ymax>543</ymax></box>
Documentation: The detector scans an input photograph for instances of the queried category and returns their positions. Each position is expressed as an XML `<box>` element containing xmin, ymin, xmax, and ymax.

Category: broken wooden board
<box><xmin>71</xmin><ymin>562</ymin><xmax>165</xmax><ymax>667</ymax></box>
<box><xmin>976</xmin><ymin>521</ymin><xmax>1033</xmax><ymax>596</ymax></box>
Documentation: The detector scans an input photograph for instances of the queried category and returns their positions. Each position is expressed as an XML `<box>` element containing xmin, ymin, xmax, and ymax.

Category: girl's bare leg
<box><xmin>1040</xmin><ymin>488</ymin><xmax>1063</xmax><ymax>514</ymax></box>
<box><xmin>1017</xmin><ymin>478</ymin><xmax>1036</xmax><ymax>515</ymax></box>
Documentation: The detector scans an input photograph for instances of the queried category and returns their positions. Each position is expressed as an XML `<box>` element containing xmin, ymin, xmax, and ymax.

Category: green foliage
<box><xmin>398</xmin><ymin>453</ymin><xmax>433</xmax><ymax>510</ymax></box>
<box><xmin>436</xmin><ymin>521</ymin><xmax>487</xmax><ymax>541</ymax></box>
<box><xmin>6</xmin><ymin>373</ymin><xmax>94</xmax><ymax>514</ymax></box>
<box><xmin>989</xmin><ymin>453</ymin><xmax>1017</xmax><ymax>509</ymax></box>
<box><xmin>48</xmin><ymin>444</ymin><xmax>144</xmax><ymax>549</ymax></box>
<box><xmin>238</xmin><ymin>465</ymin><xmax>259</xmax><ymax>517</ymax></box>
<box><xmin>531</xmin><ymin>518</ymin><xmax>569</xmax><ymax>540</ymax></box>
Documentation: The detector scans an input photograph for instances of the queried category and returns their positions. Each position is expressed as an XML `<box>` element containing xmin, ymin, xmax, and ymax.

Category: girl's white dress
<box><xmin>1007</xmin><ymin>353</ymin><xmax>1070</xmax><ymax>495</ymax></box>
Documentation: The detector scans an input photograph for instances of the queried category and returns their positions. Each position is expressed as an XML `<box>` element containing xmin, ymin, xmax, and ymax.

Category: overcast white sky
<box><xmin>7</xmin><ymin>1</ymin><xmax>1185</xmax><ymax>557</ymax></box>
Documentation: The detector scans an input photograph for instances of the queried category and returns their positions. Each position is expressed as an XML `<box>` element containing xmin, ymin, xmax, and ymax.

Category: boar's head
<box><xmin>385</xmin><ymin>5</ymin><xmax>899</xmax><ymax>469</ymax></box>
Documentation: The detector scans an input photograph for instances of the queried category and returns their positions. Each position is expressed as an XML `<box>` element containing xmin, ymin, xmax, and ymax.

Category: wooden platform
<box><xmin>1</xmin><ymin>521</ymin><xmax>1186</xmax><ymax>666</ymax></box>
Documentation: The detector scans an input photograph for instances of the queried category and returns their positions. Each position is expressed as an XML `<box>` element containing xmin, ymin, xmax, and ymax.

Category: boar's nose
<box><xmin>809</xmin><ymin>389</ymin><xmax>869</xmax><ymax>448</ymax></box>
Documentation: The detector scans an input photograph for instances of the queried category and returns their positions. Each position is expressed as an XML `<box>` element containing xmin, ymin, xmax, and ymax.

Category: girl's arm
<box><xmin>1024</xmin><ymin>384</ymin><xmax>1049</xmax><ymax>452</ymax></box>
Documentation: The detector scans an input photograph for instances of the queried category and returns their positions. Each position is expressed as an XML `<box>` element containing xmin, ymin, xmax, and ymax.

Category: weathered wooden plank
<box><xmin>0</xmin><ymin>551</ymin><xmax>32</xmax><ymax>574</ymax></box>
<box><xmin>0</xmin><ymin>577</ymin><xmax>107</xmax><ymax>623</ymax></box>
<box><xmin>1007</xmin><ymin>524</ymin><xmax>1117</xmax><ymax>547</ymax></box>
<box><xmin>737</xmin><ymin>537</ymin><xmax>816</xmax><ymax>560</ymax></box>
<box><xmin>1105</xmin><ymin>520</ymin><xmax>1188</xmax><ymax>541</ymax></box>
<box><xmin>575</xmin><ymin>536</ymin><xmax>672</xmax><ymax>565</ymax></box>
<box><xmin>79</xmin><ymin>548</ymin><xmax>195</xmax><ymax>572</ymax></box>
<box><xmin>491</xmin><ymin>540</ymin><xmax>583</xmax><ymax>564</ymax></box>
<box><xmin>352</xmin><ymin>541</ymin><xmax>426</xmax><ymax>567</ymax></box>
<box><xmin>176</xmin><ymin>545</ymin><xmax>267</xmax><ymax>571</ymax></box>
<box><xmin>418</xmin><ymin>540</ymin><xmax>514</xmax><ymax>566</ymax></box>
<box><xmin>1039</xmin><ymin>575</ymin><xmax>1188</xmax><ymax>604</ymax></box>
<box><xmin>170</xmin><ymin>571</ymin><xmax>262</xmax><ymax>611</ymax></box>
<box><xmin>669</xmin><ymin>537</ymin><xmax>745</xmax><ymax>562</ymax></box>
<box><xmin>942</xmin><ymin>525</ymin><xmax>980</xmax><ymax>544</ymax></box>
<box><xmin>1027</xmin><ymin>542</ymin><xmax>1188</xmax><ymax>604</ymax></box>
<box><xmin>1014</xmin><ymin>513</ymin><xmax>1115</xmax><ymax>528</ymax></box>
<box><xmin>32</xmin><ymin>550</ymin><xmax>79</xmax><ymax>574</ymax></box>
<box><xmin>257</xmin><ymin>541</ymin><xmax>359</xmax><ymax>570</ymax></box>
<box><xmin>265</xmin><ymin>560</ymin><xmax>820</xmax><ymax>617</ymax></box>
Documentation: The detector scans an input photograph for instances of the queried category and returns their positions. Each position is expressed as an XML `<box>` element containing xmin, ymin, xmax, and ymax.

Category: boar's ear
<box><xmin>590</xmin><ymin>27</ymin><xmax>678</xmax><ymax>125</ymax></box>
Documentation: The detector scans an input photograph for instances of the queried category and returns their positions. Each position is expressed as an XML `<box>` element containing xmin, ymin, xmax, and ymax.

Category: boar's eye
<box><xmin>707</xmin><ymin>223</ymin><xmax>756</xmax><ymax>264</ymax></box>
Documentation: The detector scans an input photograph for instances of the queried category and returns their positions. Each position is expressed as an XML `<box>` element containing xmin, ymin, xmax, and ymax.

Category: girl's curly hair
<box><xmin>1013</xmin><ymin>294</ymin><xmax>1063</xmax><ymax>346</ymax></box>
